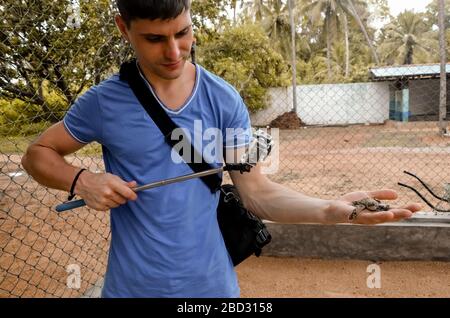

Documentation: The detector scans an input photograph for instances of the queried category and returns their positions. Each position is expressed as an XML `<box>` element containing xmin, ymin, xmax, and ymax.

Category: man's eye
<box><xmin>176</xmin><ymin>29</ymin><xmax>190</xmax><ymax>37</ymax></box>
<box><xmin>146</xmin><ymin>37</ymin><xmax>163</xmax><ymax>43</ymax></box>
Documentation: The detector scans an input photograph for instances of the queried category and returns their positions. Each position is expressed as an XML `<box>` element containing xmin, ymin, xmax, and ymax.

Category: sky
<box><xmin>387</xmin><ymin>0</ymin><xmax>433</xmax><ymax>17</ymax></box>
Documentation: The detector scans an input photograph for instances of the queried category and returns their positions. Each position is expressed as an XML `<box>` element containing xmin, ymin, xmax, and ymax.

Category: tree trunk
<box><xmin>288</xmin><ymin>0</ymin><xmax>297</xmax><ymax>113</ymax></box>
<box><xmin>255</xmin><ymin>0</ymin><xmax>263</xmax><ymax>22</ymax></box>
<box><xmin>326</xmin><ymin>7</ymin><xmax>332</xmax><ymax>79</ymax></box>
<box><xmin>347</xmin><ymin>0</ymin><xmax>380</xmax><ymax>65</ymax></box>
<box><xmin>233</xmin><ymin>0</ymin><xmax>237</xmax><ymax>26</ymax></box>
<box><xmin>343</xmin><ymin>12</ymin><xmax>350</xmax><ymax>78</ymax></box>
<box><xmin>438</xmin><ymin>0</ymin><xmax>448</xmax><ymax>135</ymax></box>
<box><xmin>405</xmin><ymin>45</ymin><xmax>414</xmax><ymax>65</ymax></box>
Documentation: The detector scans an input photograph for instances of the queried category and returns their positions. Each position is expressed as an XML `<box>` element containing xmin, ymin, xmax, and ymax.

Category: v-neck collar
<box><xmin>136</xmin><ymin>61</ymin><xmax>200</xmax><ymax>115</ymax></box>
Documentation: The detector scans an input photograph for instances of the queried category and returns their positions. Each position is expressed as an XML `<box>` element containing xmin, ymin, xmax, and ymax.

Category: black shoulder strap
<box><xmin>119</xmin><ymin>59</ymin><xmax>222</xmax><ymax>193</ymax></box>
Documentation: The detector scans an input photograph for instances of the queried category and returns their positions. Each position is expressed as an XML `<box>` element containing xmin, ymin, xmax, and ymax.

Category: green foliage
<box><xmin>18</xmin><ymin>122</ymin><xmax>54</xmax><ymax>136</ymax></box>
<box><xmin>377</xmin><ymin>10</ymin><xmax>438</xmax><ymax>65</ymax></box>
<box><xmin>0</xmin><ymin>136</ymin><xmax>36</xmax><ymax>154</ymax></box>
<box><xmin>200</xmin><ymin>24</ymin><xmax>289</xmax><ymax>112</ymax></box>
<box><xmin>299</xmin><ymin>0</ymin><xmax>380</xmax><ymax>78</ymax></box>
<box><xmin>425</xmin><ymin>0</ymin><xmax>450</xmax><ymax>58</ymax></box>
<box><xmin>0</xmin><ymin>119</ymin><xmax>52</xmax><ymax>137</ymax></box>
<box><xmin>75</xmin><ymin>142</ymin><xmax>103</xmax><ymax>156</ymax></box>
<box><xmin>296</xmin><ymin>56</ymin><xmax>328</xmax><ymax>84</ymax></box>
<box><xmin>425</xmin><ymin>0</ymin><xmax>450</xmax><ymax>29</ymax></box>
<box><xmin>191</xmin><ymin>0</ymin><xmax>232</xmax><ymax>32</ymax></box>
<box><xmin>0</xmin><ymin>97</ymin><xmax>64</xmax><ymax>137</ymax></box>
<box><xmin>0</xmin><ymin>0</ymin><xmax>131</xmax><ymax>121</ymax></box>
<box><xmin>191</xmin><ymin>0</ymin><xmax>233</xmax><ymax>46</ymax></box>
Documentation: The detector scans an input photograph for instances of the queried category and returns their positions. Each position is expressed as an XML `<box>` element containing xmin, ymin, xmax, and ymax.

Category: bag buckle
<box><xmin>255</xmin><ymin>228</ymin><xmax>271</xmax><ymax>246</ymax></box>
<box><xmin>221</xmin><ymin>186</ymin><xmax>239</xmax><ymax>203</ymax></box>
<box><xmin>223</xmin><ymin>191</ymin><xmax>237</xmax><ymax>203</ymax></box>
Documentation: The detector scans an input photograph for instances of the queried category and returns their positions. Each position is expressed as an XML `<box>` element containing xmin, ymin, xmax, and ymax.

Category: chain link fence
<box><xmin>1</xmin><ymin>0</ymin><xmax>449</xmax><ymax>297</ymax></box>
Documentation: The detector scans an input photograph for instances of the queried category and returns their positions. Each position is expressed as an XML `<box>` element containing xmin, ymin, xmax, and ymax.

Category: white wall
<box><xmin>251</xmin><ymin>82</ymin><xmax>390</xmax><ymax>126</ymax></box>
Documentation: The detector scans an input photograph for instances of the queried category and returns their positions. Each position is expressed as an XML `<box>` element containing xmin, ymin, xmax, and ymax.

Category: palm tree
<box><xmin>231</xmin><ymin>0</ymin><xmax>244</xmax><ymax>26</ymax></box>
<box><xmin>300</xmin><ymin>0</ymin><xmax>331</xmax><ymax>78</ymax></box>
<box><xmin>262</xmin><ymin>0</ymin><xmax>293</xmax><ymax>58</ymax></box>
<box><xmin>242</xmin><ymin>0</ymin><xmax>269</xmax><ymax>22</ymax></box>
<box><xmin>242</xmin><ymin>0</ymin><xmax>295</xmax><ymax>60</ymax></box>
<box><xmin>300</xmin><ymin>0</ymin><xmax>379</xmax><ymax>79</ymax></box>
<box><xmin>346</xmin><ymin>0</ymin><xmax>380</xmax><ymax>64</ymax></box>
<box><xmin>378</xmin><ymin>10</ymin><xmax>437</xmax><ymax>65</ymax></box>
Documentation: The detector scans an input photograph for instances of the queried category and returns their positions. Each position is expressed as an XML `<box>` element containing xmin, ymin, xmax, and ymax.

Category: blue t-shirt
<box><xmin>63</xmin><ymin>63</ymin><xmax>252</xmax><ymax>297</ymax></box>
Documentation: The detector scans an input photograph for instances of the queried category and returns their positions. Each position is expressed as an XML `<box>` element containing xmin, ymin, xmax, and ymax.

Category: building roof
<box><xmin>370</xmin><ymin>63</ymin><xmax>450</xmax><ymax>81</ymax></box>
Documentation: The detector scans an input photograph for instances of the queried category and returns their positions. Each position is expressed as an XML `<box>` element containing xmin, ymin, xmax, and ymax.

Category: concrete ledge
<box><xmin>263</xmin><ymin>217</ymin><xmax>450</xmax><ymax>261</ymax></box>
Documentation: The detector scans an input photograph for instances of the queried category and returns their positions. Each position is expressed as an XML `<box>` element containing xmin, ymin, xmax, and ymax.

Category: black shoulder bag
<box><xmin>119</xmin><ymin>59</ymin><xmax>271</xmax><ymax>266</ymax></box>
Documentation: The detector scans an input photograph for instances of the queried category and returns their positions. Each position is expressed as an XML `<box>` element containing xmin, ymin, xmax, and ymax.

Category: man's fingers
<box><xmin>400</xmin><ymin>203</ymin><xmax>422</xmax><ymax>212</ymax></box>
<box><xmin>124</xmin><ymin>180</ymin><xmax>138</xmax><ymax>200</ymax></box>
<box><xmin>108</xmin><ymin>193</ymin><xmax>127</xmax><ymax>206</ymax></box>
<box><xmin>389</xmin><ymin>209</ymin><xmax>413</xmax><ymax>221</ymax></box>
<box><xmin>127</xmin><ymin>180</ymin><xmax>137</xmax><ymax>188</ymax></box>
<box><xmin>356</xmin><ymin>211</ymin><xmax>395</xmax><ymax>224</ymax></box>
<box><xmin>366</xmin><ymin>189</ymin><xmax>398</xmax><ymax>201</ymax></box>
<box><xmin>110</xmin><ymin>180</ymin><xmax>138</xmax><ymax>201</ymax></box>
<box><xmin>379</xmin><ymin>204</ymin><xmax>421</xmax><ymax>222</ymax></box>
<box><xmin>355</xmin><ymin>208</ymin><xmax>417</xmax><ymax>224</ymax></box>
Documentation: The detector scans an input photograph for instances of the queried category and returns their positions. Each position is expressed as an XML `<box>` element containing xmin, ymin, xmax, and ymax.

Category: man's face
<box><xmin>116</xmin><ymin>10</ymin><xmax>194</xmax><ymax>81</ymax></box>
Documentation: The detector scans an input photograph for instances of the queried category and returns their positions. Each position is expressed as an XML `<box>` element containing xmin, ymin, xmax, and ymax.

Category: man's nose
<box><xmin>165</xmin><ymin>37</ymin><xmax>181</xmax><ymax>61</ymax></box>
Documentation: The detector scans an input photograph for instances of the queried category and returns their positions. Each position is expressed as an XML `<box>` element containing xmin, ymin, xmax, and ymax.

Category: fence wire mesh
<box><xmin>1</xmin><ymin>0</ymin><xmax>449</xmax><ymax>298</ymax></box>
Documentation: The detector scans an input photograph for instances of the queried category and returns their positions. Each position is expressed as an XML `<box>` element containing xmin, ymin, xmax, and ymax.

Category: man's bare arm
<box><xmin>22</xmin><ymin>122</ymin><xmax>137</xmax><ymax>211</ymax></box>
<box><xmin>21</xmin><ymin>121</ymin><xmax>87</xmax><ymax>192</ymax></box>
<box><xmin>227</xmin><ymin>149</ymin><xmax>421</xmax><ymax>225</ymax></box>
<box><xmin>229</xmin><ymin>164</ymin><xmax>342</xmax><ymax>224</ymax></box>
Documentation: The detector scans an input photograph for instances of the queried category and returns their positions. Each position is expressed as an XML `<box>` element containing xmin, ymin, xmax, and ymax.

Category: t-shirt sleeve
<box><xmin>223</xmin><ymin>94</ymin><xmax>252</xmax><ymax>149</ymax></box>
<box><xmin>63</xmin><ymin>86</ymin><xmax>102</xmax><ymax>144</ymax></box>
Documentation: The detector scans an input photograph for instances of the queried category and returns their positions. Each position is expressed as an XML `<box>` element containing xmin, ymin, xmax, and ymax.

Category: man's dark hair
<box><xmin>116</xmin><ymin>0</ymin><xmax>191</xmax><ymax>27</ymax></box>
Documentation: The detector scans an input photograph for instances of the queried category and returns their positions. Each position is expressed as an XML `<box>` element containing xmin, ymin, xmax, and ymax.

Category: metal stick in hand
<box><xmin>55</xmin><ymin>167</ymin><xmax>225</xmax><ymax>212</ymax></box>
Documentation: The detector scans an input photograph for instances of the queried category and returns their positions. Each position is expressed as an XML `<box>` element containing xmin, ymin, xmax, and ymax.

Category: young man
<box><xmin>21</xmin><ymin>0</ymin><xmax>421</xmax><ymax>297</ymax></box>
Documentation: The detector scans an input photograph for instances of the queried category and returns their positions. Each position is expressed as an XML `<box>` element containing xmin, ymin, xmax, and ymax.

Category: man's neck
<box><xmin>141</xmin><ymin>62</ymin><xmax>194</xmax><ymax>89</ymax></box>
<box><xmin>138</xmin><ymin>62</ymin><xmax>196</xmax><ymax>110</ymax></box>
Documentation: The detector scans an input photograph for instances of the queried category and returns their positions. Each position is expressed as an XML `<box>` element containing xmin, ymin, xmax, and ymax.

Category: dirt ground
<box><xmin>1</xmin><ymin>121</ymin><xmax>450</xmax><ymax>297</ymax></box>
<box><xmin>237</xmin><ymin>256</ymin><xmax>450</xmax><ymax>298</ymax></box>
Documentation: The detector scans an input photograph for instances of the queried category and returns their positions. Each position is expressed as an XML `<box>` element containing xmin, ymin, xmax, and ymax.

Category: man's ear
<box><xmin>115</xmin><ymin>14</ymin><xmax>129</xmax><ymax>42</ymax></box>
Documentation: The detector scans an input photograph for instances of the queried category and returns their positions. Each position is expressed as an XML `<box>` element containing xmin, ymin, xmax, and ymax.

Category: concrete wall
<box><xmin>263</xmin><ymin>216</ymin><xmax>450</xmax><ymax>261</ymax></box>
<box><xmin>251</xmin><ymin>82</ymin><xmax>390</xmax><ymax>126</ymax></box>
<box><xmin>250</xmin><ymin>87</ymin><xmax>292</xmax><ymax>127</ymax></box>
